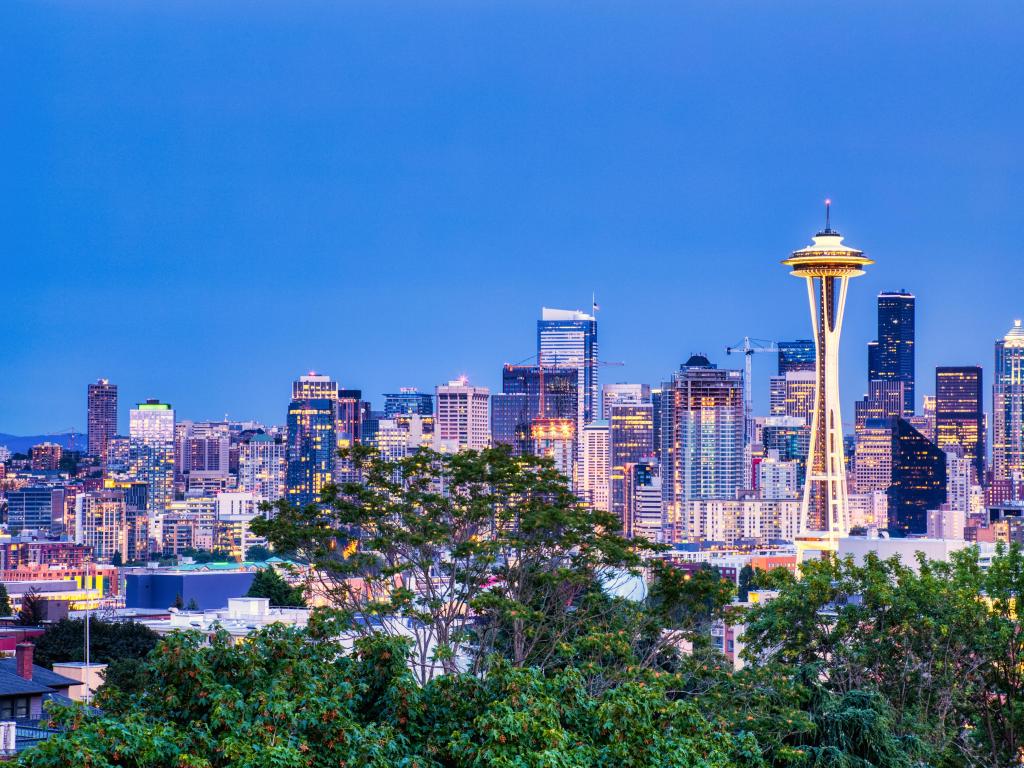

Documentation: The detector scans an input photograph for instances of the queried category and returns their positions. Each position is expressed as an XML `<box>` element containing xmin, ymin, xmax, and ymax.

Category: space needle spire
<box><xmin>782</xmin><ymin>202</ymin><xmax>873</xmax><ymax>563</ymax></box>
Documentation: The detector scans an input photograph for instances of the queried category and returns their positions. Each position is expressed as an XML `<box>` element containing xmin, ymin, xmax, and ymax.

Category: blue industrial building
<box><xmin>126</xmin><ymin>569</ymin><xmax>257</xmax><ymax>610</ymax></box>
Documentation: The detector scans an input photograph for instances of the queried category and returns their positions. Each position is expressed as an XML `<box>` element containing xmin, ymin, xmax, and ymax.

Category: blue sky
<box><xmin>2</xmin><ymin>1</ymin><xmax>1022</xmax><ymax>435</ymax></box>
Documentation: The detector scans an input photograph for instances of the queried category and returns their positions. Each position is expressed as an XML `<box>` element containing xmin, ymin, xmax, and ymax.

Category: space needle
<box><xmin>782</xmin><ymin>202</ymin><xmax>873</xmax><ymax>562</ymax></box>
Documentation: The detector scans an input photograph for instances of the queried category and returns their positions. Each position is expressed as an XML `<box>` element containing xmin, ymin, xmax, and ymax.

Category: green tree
<box><xmin>246</xmin><ymin>566</ymin><xmax>305</xmax><ymax>607</ymax></box>
<box><xmin>22</xmin><ymin>621</ymin><xmax>762</xmax><ymax>768</ymax></box>
<box><xmin>33</xmin><ymin>617</ymin><xmax>160</xmax><ymax>669</ymax></box>
<box><xmin>0</xmin><ymin>583</ymin><xmax>12</xmax><ymax>616</ymax></box>
<box><xmin>739</xmin><ymin>546</ymin><xmax>1024</xmax><ymax>765</ymax></box>
<box><xmin>244</xmin><ymin>544</ymin><xmax>272</xmax><ymax>561</ymax></box>
<box><xmin>18</xmin><ymin>588</ymin><xmax>45</xmax><ymax>625</ymax></box>
<box><xmin>737</xmin><ymin>563</ymin><xmax>756</xmax><ymax>602</ymax></box>
<box><xmin>254</xmin><ymin>445</ymin><xmax>651</xmax><ymax>683</ymax></box>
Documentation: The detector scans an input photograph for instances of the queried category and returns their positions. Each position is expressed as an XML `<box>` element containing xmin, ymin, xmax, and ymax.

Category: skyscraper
<box><xmin>383</xmin><ymin>388</ymin><xmax>434</xmax><ymax>418</ymax></box>
<box><xmin>601</xmin><ymin>383</ymin><xmax>651</xmax><ymax>420</ymax></box>
<box><xmin>623</xmin><ymin>461</ymin><xmax>663</xmax><ymax>542</ymax></box>
<box><xmin>434</xmin><ymin>377</ymin><xmax>490</xmax><ymax>452</ymax></box>
<box><xmin>935</xmin><ymin>366</ymin><xmax>985</xmax><ymax>483</ymax></box>
<box><xmin>495</xmin><ymin>365</ymin><xmax>578</xmax><ymax>457</ymax></box>
<box><xmin>238</xmin><ymin>433</ymin><xmax>287</xmax><ymax>502</ymax></box>
<box><xmin>579</xmin><ymin>420</ymin><xmax>610</xmax><ymax>511</ymax></box>
<box><xmin>660</xmin><ymin>355</ymin><xmax>744</xmax><ymax>524</ymax></box>
<box><xmin>993</xmin><ymin>320</ymin><xmax>1024</xmax><ymax>483</ymax></box>
<box><xmin>869</xmin><ymin>290</ymin><xmax>915</xmax><ymax>415</ymax></box>
<box><xmin>854</xmin><ymin>380</ymin><xmax>905</xmax><ymax>429</ymax></box>
<box><xmin>768</xmin><ymin>371</ymin><xmax>816</xmax><ymax>422</ymax></box>
<box><xmin>87</xmin><ymin>379</ymin><xmax>118</xmax><ymax>460</ymax></box>
<box><xmin>128</xmin><ymin>400</ymin><xmax>176</xmax><ymax>515</ymax></box>
<box><xmin>777</xmin><ymin>340</ymin><xmax>816</xmax><ymax>375</ymax></box>
<box><xmin>888</xmin><ymin>418</ymin><xmax>946</xmax><ymax>536</ymax></box>
<box><xmin>286</xmin><ymin>397</ymin><xmax>337</xmax><ymax>507</ymax></box>
<box><xmin>537</xmin><ymin>307</ymin><xmax>598</xmax><ymax>429</ymax></box>
<box><xmin>608</xmin><ymin>403</ymin><xmax>654</xmax><ymax>529</ymax></box>
<box><xmin>781</xmin><ymin>205</ymin><xmax>871</xmax><ymax>557</ymax></box>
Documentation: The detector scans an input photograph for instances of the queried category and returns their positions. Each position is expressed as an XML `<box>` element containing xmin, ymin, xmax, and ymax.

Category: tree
<box><xmin>737</xmin><ymin>563</ymin><xmax>756</xmax><ymax>602</ymax></box>
<box><xmin>111</xmin><ymin>551</ymin><xmax>123</xmax><ymax>567</ymax></box>
<box><xmin>18</xmin><ymin>588</ymin><xmax>45</xmax><ymax>625</ymax></box>
<box><xmin>0</xmin><ymin>583</ymin><xmax>12</xmax><ymax>617</ymax></box>
<box><xmin>739</xmin><ymin>546</ymin><xmax>1024</xmax><ymax>765</ymax></box>
<box><xmin>254</xmin><ymin>445</ymin><xmax>651</xmax><ymax>683</ymax></box>
<box><xmin>245</xmin><ymin>566</ymin><xmax>305</xmax><ymax>607</ymax></box>
<box><xmin>33</xmin><ymin>617</ymin><xmax>160</xmax><ymax>669</ymax></box>
<box><xmin>21</xmin><ymin>622</ymin><xmax>762</xmax><ymax>768</ymax></box>
<box><xmin>244</xmin><ymin>544</ymin><xmax>272</xmax><ymax>561</ymax></box>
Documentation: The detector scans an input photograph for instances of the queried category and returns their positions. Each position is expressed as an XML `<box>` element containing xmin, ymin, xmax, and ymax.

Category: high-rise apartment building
<box><xmin>128</xmin><ymin>400</ymin><xmax>175</xmax><ymax>514</ymax></box>
<box><xmin>768</xmin><ymin>371</ymin><xmax>816</xmax><ymax>422</ymax></box>
<box><xmin>993</xmin><ymin>320</ymin><xmax>1024</xmax><ymax>482</ymax></box>
<box><xmin>579</xmin><ymin>420</ymin><xmax>610</xmax><ymax>512</ymax></box>
<box><xmin>434</xmin><ymin>378</ymin><xmax>490</xmax><ymax>452</ymax></box>
<box><xmin>776</xmin><ymin>340</ymin><xmax>816</xmax><ymax>375</ymax></box>
<box><xmin>608</xmin><ymin>404</ymin><xmax>654</xmax><ymax>528</ymax></box>
<box><xmin>935</xmin><ymin>366</ymin><xmax>985</xmax><ymax>483</ymax></box>
<box><xmin>758</xmin><ymin>452</ymin><xmax>799</xmax><ymax>500</ymax></box>
<box><xmin>660</xmin><ymin>356</ymin><xmax>744</xmax><ymax>524</ymax></box>
<box><xmin>888</xmin><ymin>419</ymin><xmax>946</xmax><ymax>536</ymax></box>
<box><xmin>853</xmin><ymin>418</ymin><xmax>893</xmax><ymax>495</ymax></box>
<box><xmin>623</xmin><ymin>461</ymin><xmax>663</xmax><ymax>542</ymax></box>
<box><xmin>239</xmin><ymin>433</ymin><xmax>287</xmax><ymax>502</ymax></box>
<box><xmin>537</xmin><ymin>307</ymin><xmax>598</xmax><ymax>429</ymax></box>
<box><xmin>601</xmin><ymin>383</ymin><xmax>651</xmax><ymax>420</ymax></box>
<box><xmin>30</xmin><ymin>442</ymin><xmax>62</xmax><ymax>471</ymax></box>
<box><xmin>869</xmin><ymin>291</ymin><xmax>915</xmax><ymax>415</ymax></box>
<box><xmin>87</xmin><ymin>379</ymin><xmax>118</xmax><ymax>460</ymax></box>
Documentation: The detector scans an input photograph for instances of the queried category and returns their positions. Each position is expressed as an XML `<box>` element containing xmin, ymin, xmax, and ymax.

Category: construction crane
<box><xmin>725</xmin><ymin>337</ymin><xmax>779</xmax><ymax>440</ymax></box>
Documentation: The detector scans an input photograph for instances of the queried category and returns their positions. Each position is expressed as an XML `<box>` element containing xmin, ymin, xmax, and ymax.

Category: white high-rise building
<box><xmin>239</xmin><ymin>434</ymin><xmax>287</xmax><ymax>502</ymax></box>
<box><xmin>758</xmin><ymin>452</ymin><xmax>799</xmax><ymax>500</ymax></box>
<box><xmin>434</xmin><ymin>378</ymin><xmax>490</xmax><ymax>452</ymax></box>
<box><xmin>579</xmin><ymin>420</ymin><xmax>610</xmax><ymax>511</ymax></box>
<box><xmin>130</xmin><ymin>399</ymin><xmax>175</xmax><ymax>443</ymax></box>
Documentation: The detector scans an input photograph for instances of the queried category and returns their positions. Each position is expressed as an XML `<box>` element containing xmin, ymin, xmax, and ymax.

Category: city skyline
<box><xmin>4</xmin><ymin>2</ymin><xmax>1023</xmax><ymax>434</ymax></box>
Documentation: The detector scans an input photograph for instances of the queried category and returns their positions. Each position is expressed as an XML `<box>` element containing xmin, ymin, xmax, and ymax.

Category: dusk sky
<box><xmin>3</xmin><ymin>1</ymin><xmax>1022</xmax><ymax>436</ymax></box>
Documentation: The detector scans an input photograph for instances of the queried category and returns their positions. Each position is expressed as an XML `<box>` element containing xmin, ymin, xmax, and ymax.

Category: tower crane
<box><xmin>725</xmin><ymin>337</ymin><xmax>779</xmax><ymax>440</ymax></box>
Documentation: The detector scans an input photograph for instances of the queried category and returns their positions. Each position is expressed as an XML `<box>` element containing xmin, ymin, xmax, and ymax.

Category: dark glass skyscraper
<box><xmin>869</xmin><ymin>291</ymin><xmax>915</xmax><ymax>415</ymax></box>
<box><xmin>888</xmin><ymin>418</ymin><xmax>946</xmax><ymax>536</ymax></box>
<box><xmin>383</xmin><ymin>389</ymin><xmax>434</xmax><ymax>418</ymax></box>
<box><xmin>495</xmin><ymin>365</ymin><xmax>577</xmax><ymax>456</ymax></box>
<box><xmin>537</xmin><ymin>308</ymin><xmax>598</xmax><ymax>427</ymax></box>
<box><xmin>286</xmin><ymin>397</ymin><xmax>337</xmax><ymax>507</ymax></box>
<box><xmin>935</xmin><ymin>366</ymin><xmax>985</xmax><ymax>483</ymax></box>
<box><xmin>776</xmin><ymin>340</ymin><xmax>816</xmax><ymax>375</ymax></box>
<box><xmin>87</xmin><ymin>379</ymin><xmax>118</xmax><ymax>461</ymax></box>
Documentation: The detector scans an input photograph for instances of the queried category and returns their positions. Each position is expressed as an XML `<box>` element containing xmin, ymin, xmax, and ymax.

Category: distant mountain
<box><xmin>0</xmin><ymin>433</ymin><xmax>83</xmax><ymax>454</ymax></box>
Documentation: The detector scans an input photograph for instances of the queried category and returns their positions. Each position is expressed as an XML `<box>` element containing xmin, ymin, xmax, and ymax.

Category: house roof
<box><xmin>0</xmin><ymin>659</ymin><xmax>78</xmax><ymax>691</ymax></box>
<box><xmin>0</xmin><ymin>670</ymin><xmax>53</xmax><ymax>697</ymax></box>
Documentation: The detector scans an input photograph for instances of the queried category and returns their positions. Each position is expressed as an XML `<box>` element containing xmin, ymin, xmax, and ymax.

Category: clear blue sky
<box><xmin>2</xmin><ymin>1</ymin><xmax>1022</xmax><ymax>435</ymax></box>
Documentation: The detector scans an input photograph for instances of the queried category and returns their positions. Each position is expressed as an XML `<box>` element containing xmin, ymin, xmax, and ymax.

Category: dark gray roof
<box><xmin>0</xmin><ymin>670</ymin><xmax>53</xmax><ymax>697</ymax></box>
<box><xmin>0</xmin><ymin>659</ymin><xmax>78</xmax><ymax>690</ymax></box>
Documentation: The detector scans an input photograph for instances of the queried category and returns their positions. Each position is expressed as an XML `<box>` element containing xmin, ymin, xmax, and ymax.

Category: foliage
<box><xmin>246</xmin><ymin>566</ymin><xmax>306</xmax><ymax>607</ymax></box>
<box><xmin>21</xmin><ymin>621</ymin><xmax>761</xmax><ymax>768</ymax></box>
<box><xmin>244</xmin><ymin>544</ymin><xmax>272</xmax><ymax>561</ymax></box>
<box><xmin>741</xmin><ymin>545</ymin><xmax>1024</xmax><ymax>766</ymax></box>
<box><xmin>18</xmin><ymin>588</ymin><xmax>45</xmax><ymax>625</ymax></box>
<box><xmin>0</xmin><ymin>583</ymin><xmax>12</xmax><ymax>616</ymax></box>
<box><xmin>33</xmin><ymin>617</ymin><xmax>160</xmax><ymax>669</ymax></box>
<box><xmin>254</xmin><ymin>445</ymin><xmax>652</xmax><ymax>683</ymax></box>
